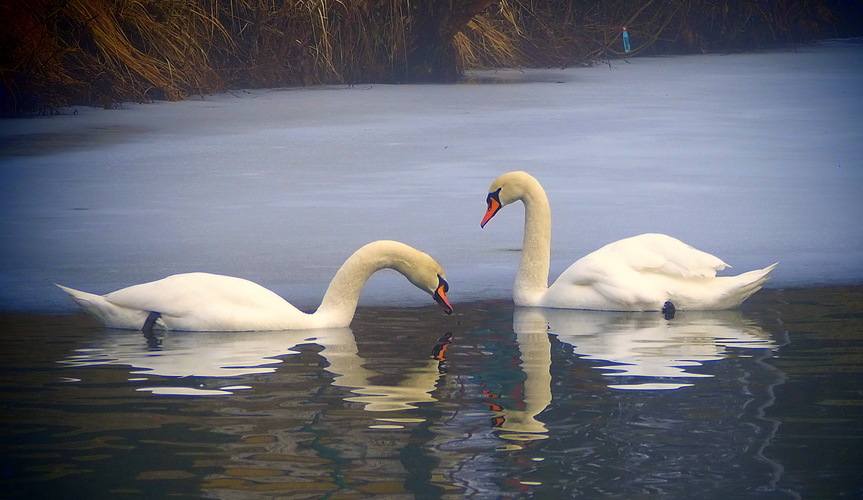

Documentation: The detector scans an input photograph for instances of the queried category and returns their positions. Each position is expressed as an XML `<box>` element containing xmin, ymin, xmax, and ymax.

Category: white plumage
<box><xmin>58</xmin><ymin>240</ymin><xmax>452</xmax><ymax>331</ymax></box>
<box><xmin>481</xmin><ymin>171</ymin><xmax>776</xmax><ymax>311</ymax></box>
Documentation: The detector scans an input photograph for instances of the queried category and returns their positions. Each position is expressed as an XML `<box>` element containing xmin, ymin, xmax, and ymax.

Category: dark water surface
<box><xmin>1</xmin><ymin>286</ymin><xmax>861</xmax><ymax>499</ymax></box>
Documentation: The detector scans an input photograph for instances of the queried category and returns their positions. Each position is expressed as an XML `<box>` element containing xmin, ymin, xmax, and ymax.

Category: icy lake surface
<box><xmin>1</xmin><ymin>39</ymin><xmax>861</xmax><ymax>312</ymax></box>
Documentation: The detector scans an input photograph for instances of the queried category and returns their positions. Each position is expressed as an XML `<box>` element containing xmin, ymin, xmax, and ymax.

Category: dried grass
<box><xmin>1</xmin><ymin>0</ymin><xmax>856</xmax><ymax>115</ymax></box>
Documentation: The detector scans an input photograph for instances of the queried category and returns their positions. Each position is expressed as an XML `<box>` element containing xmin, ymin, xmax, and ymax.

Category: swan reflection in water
<box><xmin>430</xmin><ymin>308</ymin><xmax>782</xmax><ymax>496</ymax></box>
<box><xmin>485</xmin><ymin>307</ymin><xmax>776</xmax><ymax>440</ymax></box>
<box><xmin>515</xmin><ymin>307</ymin><xmax>775</xmax><ymax>390</ymax></box>
<box><xmin>59</xmin><ymin>327</ymin><xmax>446</xmax><ymax>412</ymax></box>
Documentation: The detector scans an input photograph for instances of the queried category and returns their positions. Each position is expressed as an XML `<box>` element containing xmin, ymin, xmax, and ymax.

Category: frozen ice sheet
<box><xmin>1</xmin><ymin>40</ymin><xmax>861</xmax><ymax>312</ymax></box>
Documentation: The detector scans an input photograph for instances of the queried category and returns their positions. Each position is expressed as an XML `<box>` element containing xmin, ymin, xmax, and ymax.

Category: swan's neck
<box><xmin>315</xmin><ymin>242</ymin><xmax>417</xmax><ymax>327</ymax></box>
<box><xmin>515</xmin><ymin>183</ymin><xmax>552</xmax><ymax>306</ymax></box>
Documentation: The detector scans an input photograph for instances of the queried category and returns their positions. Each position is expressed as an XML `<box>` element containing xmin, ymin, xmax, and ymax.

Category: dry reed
<box><xmin>1</xmin><ymin>0</ymin><xmax>858</xmax><ymax>115</ymax></box>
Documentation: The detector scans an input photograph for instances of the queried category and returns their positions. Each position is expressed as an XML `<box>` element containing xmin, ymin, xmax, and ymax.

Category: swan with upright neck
<box><xmin>57</xmin><ymin>240</ymin><xmax>453</xmax><ymax>331</ymax></box>
<box><xmin>481</xmin><ymin>171</ymin><xmax>776</xmax><ymax>311</ymax></box>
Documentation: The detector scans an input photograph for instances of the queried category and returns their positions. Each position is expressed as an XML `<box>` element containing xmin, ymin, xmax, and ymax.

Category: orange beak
<box><xmin>434</xmin><ymin>276</ymin><xmax>453</xmax><ymax>315</ymax></box>
<box><xmin>481</xmin><ymin>189</ymin><xmax>502</xmax><ymax>228</ymax></box>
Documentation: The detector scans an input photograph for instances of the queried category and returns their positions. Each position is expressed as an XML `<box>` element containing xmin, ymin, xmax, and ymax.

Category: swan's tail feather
<box><xmin>56</xmin><ymin>284</ymin><xmax>101</xmax><ymax>312</ymax></box>
<box><xmin>56</xmin><ymin>283</ymin><xmax>148</xmax><ymax>330</ymax></box>
<box><xmin>720</xmin><ymin>262</ymin><xmax>777</xmax><ymax>309</ymax></box>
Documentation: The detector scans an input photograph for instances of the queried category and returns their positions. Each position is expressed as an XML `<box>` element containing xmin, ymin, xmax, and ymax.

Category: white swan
<box><xmin>57</xmin><ymin>240</ymin><xmax>453</xmax><ymax>331</ymax></box>
<box><xmin>481</xmin><ymin>171</ymin><xmax>776</xmax><ymax>311</ymax></box>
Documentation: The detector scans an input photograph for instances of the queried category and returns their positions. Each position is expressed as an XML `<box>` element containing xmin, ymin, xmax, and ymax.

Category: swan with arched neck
<box><xmin>481</xmin><ymin>171</ymin><xmax>776</xmax><ymax>311</ymax></box>
<box><xmin>57</xmin><ymin>240</ymin><xmax>452</xmax><ymax>331</ymax></box>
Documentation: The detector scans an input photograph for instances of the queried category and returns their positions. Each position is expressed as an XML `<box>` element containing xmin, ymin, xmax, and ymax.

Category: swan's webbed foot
<box><xmin>662</xmin><ymin>301</ymin><xmax>676</xmax><ymax>320</ymax></box>
<box><xmin>142</xmin><ymin>311</ymin><xmax>162</xmax><ymax>334</ymax></box>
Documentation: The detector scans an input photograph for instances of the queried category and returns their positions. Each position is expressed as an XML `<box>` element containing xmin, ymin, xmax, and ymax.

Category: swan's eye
<box><xmin>438</xmin><ymin>275</ymin><xmax>449</xmax><ymax>293</ymax></box>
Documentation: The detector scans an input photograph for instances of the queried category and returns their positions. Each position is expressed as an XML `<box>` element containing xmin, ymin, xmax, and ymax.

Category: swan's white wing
<box><xmin>604</xmin><ymin>234</ymin><xmax>727</xmax><ymax>277</ymax></box>
<box><xmin>548</xmin><ymin>234</ymin><xmax>732</xmax><ymax>309</ymax></box>
<box><xmin>560</xmin><ymin>234</ymin><xmax>727</xmax><ymax>285</ymax></box>
<box><xmin>105</xmin><ymin>273</ymin><xmax>294</xmax><ymax>314</ymax></box>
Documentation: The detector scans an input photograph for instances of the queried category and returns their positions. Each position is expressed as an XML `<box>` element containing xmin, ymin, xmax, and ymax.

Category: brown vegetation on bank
<box><xmin>1</xmin><ymin>0</ymin><xmax>859</xmax><ymax>116</ymax></box>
